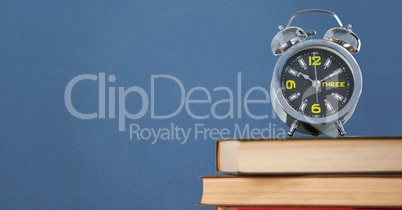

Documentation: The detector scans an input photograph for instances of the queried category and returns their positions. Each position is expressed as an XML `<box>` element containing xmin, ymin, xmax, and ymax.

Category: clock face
<box><xmin>281</xmin><ymin>47</ymin><xmax>354</xmax><ymax>118</ymax></box>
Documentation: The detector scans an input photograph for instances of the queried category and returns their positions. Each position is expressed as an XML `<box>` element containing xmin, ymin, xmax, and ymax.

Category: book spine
<box><xmin>216</xmin><ymin>141</ymin><xmax>221</xmax><ymax>171</ymax></box>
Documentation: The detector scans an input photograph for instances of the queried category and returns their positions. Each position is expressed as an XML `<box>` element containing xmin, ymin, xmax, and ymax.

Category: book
<box><xmin>215</xmin><ymin>207</ymin><xmax>392</xmax><ymax>210</ymax></box>
<box><xmin>215</xmin><ymin>207</ymin><xmax>391</xmax><ymax>210</ymax></box>
<box><xmin>216</xmin><ymin>137</ymin><xmax>402</xmax><ymax>174</ymax></box>
<box><xmin>199</xmin><ymin>175</ymin><xmax>402</xmax><ymax>207</ymax></box>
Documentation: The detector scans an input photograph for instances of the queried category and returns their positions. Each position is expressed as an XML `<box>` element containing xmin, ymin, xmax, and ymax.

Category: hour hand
<box><xmin>297</xmin><ymin>72</ymin><xmax>313</xmax><ymax>82</ymax></box>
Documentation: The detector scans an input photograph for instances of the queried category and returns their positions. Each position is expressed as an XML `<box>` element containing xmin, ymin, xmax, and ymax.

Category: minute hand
<box><xmin>320</xmin><ymin>68</ymin><xmax>343</xmax><ymax>82</ymax></box>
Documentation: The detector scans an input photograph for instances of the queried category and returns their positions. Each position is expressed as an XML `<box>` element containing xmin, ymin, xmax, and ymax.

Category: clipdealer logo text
<box><xmin>64</xmin><ymin>73</ymin><xmax>286</xmax><ymax>143</ymax></box>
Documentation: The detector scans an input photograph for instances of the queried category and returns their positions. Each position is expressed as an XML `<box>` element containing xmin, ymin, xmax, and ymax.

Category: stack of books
<box><xmin>198</xmin><ymin>137</ymin><xmax>402</xmax><ymax>209</ymax></box>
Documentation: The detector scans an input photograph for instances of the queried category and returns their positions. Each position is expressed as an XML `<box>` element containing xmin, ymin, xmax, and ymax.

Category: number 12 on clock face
<box><xmin>309</xmin><ymin>55</ymin><xmax>321</xmax><ymax>66</ymax></box>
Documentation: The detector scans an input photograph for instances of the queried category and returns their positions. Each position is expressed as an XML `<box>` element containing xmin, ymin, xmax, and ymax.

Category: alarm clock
<box><xmin>270</xmin><ymin>9</ymin><xmax>362</xmax><ymax>136</ymax></box>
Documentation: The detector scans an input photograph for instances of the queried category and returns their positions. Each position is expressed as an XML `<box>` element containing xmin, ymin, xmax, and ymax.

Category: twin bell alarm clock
<box><xmin>270</xmin><ymin>9</ymin><xmax>362</xmax><ymax>136</ymax></box>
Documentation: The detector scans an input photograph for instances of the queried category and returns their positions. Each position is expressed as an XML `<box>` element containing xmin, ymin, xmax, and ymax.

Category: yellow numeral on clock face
<box><xmin>309</xmin><ymin>55</ymin><xmax>321</xmax><ymax>66</ymax></box>
<box><xmin>311</xmin><ymin>103</ymin><xmax>321</xmax><ymax>114</ymax></box>
<box><xmin>286</xmin><ymin>80</ymin><xmax>296</xmax><ymax>89</ymax></box>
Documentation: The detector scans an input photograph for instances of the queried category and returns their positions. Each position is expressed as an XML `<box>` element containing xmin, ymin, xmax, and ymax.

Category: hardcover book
<box><xmin>200</xmin><ymin>175</ymin><xmax>402</xmax><ymax>207</ymax></box>
<box><xmin>216</xmin><ymin>137</ymin><xmax>402</xmax><ymax>174</ymax></box>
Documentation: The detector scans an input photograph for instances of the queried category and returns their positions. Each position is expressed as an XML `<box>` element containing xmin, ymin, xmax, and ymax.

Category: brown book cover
<box><xmin>199</xmin><ymin>175</ymin><xmax>402</xmax><ymax>207</ymax></box>
<box><xmin>216</xmin><ymin>136</ymin><xmax>402</xmax><ymax>174</ymax></box>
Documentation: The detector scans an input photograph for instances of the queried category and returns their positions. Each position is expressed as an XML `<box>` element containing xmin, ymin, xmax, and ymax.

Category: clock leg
<box><xmin>288</xmin><ymin>120</ymin><xmax>300</xmax><ymax>136</ymax></box>
<box><xmin>335</xmin><ymin>120</ymin><xmax>346</xmax><ymax>136</ymax></box>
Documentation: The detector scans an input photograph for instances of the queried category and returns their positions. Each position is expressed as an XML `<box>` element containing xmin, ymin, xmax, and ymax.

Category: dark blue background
<box><xmin>1</xmin><ymin>0</ymin><xmax>402</xmax><ymax>209</ymax></box>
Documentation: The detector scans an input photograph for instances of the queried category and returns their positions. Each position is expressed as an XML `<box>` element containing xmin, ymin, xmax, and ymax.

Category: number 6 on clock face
<box><xmin>311</xmin><ymin>103</ymin><xmax>321</xmax><ymax>114</ymax></box>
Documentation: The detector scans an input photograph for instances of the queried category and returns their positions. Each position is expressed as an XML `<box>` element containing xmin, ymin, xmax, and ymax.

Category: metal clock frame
<box><xmin>270</xmin><ymin>9</ymin><xmax>363</xmax><ymax>136</ymax></box>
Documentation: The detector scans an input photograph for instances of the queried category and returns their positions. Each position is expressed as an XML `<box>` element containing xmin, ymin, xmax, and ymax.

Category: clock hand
<box><xmin>297</xmin><ymin>72</ymin><xmax>314</xmax><ymax>82</ymax></box>
<box><xmin>320</xmin><ymin>68</ymin><xmax>343</xmax><ymax>82</ymax></box>
<box><xmin>313</xmin><ymin>53</ymin><xmax>319</xmax><ymax>103</ymax></box>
